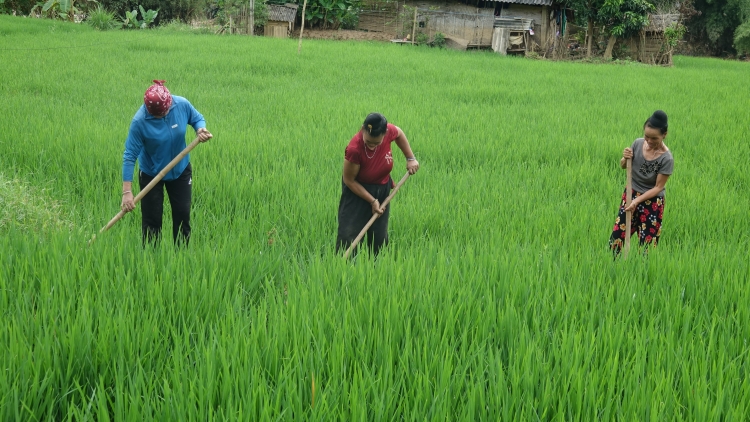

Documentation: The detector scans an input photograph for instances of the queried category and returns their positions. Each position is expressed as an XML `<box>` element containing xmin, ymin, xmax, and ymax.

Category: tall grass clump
<box><xmin>0</xmin><ymin>14</ymin><xmax>749</xmax><ymax>420</ymax></box>
<box><xmin>87</xmin><ymin>6</ymin><xmax>121</xmax><ymax>30</ymax></box>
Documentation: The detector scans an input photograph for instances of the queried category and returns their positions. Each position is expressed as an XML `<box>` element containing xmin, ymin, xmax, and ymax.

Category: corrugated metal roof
<box><xmin>488</xmin><ymin>0</ymin><xmax>553</xmax><ymax>6</ymax></box>
<box><xmin>493</xmin><ymin>17</ymin><xmax>534</xmax><ymax>30</ymax></box>
<box><xmin>268</xmin><ymin>4</ymin><xmax>298</xmax><ymax>22</ymax></box>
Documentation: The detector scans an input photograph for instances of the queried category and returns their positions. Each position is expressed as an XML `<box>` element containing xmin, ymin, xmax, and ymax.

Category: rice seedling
<box><xmin>0</xmin><ymin>14</ymin><xmax>748</xmax><ymax>420</ymax></box>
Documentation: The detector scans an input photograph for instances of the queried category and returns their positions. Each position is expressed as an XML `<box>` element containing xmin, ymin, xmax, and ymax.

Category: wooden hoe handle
<box><xmin>88</xmin><ymin>137</ymin><xmax>201</xmax><ymax>245</ymax></box>
<box><xmin>344</xmin><ymin>172</ymin><xmax>411</xmax><ymax>259</ymax></box>
<box><xmin>624</xmin><ymin>158</ymin><xmax>632</xmax><ymax>258</ymax></box>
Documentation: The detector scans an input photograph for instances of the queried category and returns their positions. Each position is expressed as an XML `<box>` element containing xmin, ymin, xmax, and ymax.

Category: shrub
<box><xmin>121</xmin><ymin>5</ymin><xmax>157</xmax><ymax>28</ymax></box>
<box><xmin>734</xmin><ymin>21</ymin><xmax>750</xmax><ymax>55</ymax></box>
<box><xmin>432</xmin><ymin>31</ymin><xmax>445</xmax><ymax>49</ymax></box>
<box><xmin>87</xmin><ymin>5</ymin><xmax>121</xmax><ymax>29</ymax></box>
<box><xmin>0</xmin><ymin>0</ymin><xmax>37</xmax><ymax>15</ymax></box>
<box><xmin>99</xmin><ymin>0</ymin><xmax>204</xmax><ymax>24</ymax></box>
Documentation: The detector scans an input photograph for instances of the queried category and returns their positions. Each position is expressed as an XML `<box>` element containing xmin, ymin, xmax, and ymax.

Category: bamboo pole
<box><xmin>343</xmin><ymin>172</ymin><xmax>410</xmax><ymax>259</ymax></box>
<box><xmin>298</xmin><ymin>0</ymin><xmax>308</xmax><ymax>54</ymax></box>
<box><xmin>89</xmin><ymin>137</ymin><xmax>202</xmax><ymax>245</ymax></box>
<box><xmin>411</xmin><ymin>7</ymin><xmax>417</xmax><ymax>45</ymax></box>
<box><xmin>624</xmin><ymin>158</ymin><xmax>633</xmax><ymax>258</ymax></box>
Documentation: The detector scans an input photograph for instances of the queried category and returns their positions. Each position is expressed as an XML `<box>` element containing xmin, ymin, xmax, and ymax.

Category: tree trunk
<box><xmin>603</xmin><ymin>34</ymin><xmax>617</xmax><ymax>60</ymax></box>
<box><xmin>586</xmin><ymin>17</ymin><xmax>593</xmax><ymax>57</ymax></box>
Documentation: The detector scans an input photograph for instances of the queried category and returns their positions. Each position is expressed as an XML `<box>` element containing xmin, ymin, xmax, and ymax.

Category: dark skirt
<box><xmin>336</xmin><ymin>178</ymin><xmax>392</xmax><ymax>257</ymax></box>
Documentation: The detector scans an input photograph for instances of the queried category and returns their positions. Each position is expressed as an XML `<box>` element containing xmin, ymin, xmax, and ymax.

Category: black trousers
<box><xmin>336</xmin><ymin>179</ymin><xmax>391</xmax><ymax>257</ymax></box>
<box><xmin>139</xmin><ymin>163</ymin><xmax>192</xmax><ymax>246</ymax></box>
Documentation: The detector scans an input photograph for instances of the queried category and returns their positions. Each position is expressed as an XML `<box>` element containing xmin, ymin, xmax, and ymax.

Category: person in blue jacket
<box><xmin>121</xmin><ymin>80</ymin><xmax>212</xmax><ymax>245</ymax></box>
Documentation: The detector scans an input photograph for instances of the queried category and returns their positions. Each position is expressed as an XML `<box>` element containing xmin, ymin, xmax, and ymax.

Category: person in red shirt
<box><xmin>336</xmin><ymin>113</ymin><xmax>420</xmax><ymax>256</ymax></box>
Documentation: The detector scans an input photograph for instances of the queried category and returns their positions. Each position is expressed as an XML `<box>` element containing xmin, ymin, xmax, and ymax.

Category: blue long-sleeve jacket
<box><xmin>122</xmin><ymin>96</ymin><xmax>206</xmax><ymax>182</ymax></box>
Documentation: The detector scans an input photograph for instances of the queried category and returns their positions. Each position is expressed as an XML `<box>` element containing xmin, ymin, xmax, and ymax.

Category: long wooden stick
<box><xmin>88</xmin><ymin>137</ymin><xmax>201</xmax><ymax>245</ymax></box>
<box><xmin>411</xmin><ymin>7</ymin><xmax>417</xmax><ymax>46</ymax></box>
<box><xmin>624</xmin><ymin>158</ymin><xmax>632</xmax><ymax>258</ymax></box>
<box><xmin>343</xmin><ymin>172</ymin><xmax>410</xmax><ymax>259</ymax></box>
<box><xmin>298</xmin><ymin>0</ymin><xmax>308</xmax><ymax>55</ymax></box>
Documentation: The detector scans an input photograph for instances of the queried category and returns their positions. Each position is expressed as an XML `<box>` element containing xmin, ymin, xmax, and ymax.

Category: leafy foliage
<box><xmin>432</xmin><ymin>31</ymin><xmax>445</xmax><ymax>48</ymax></box>
<box><xmin>663</xmin><ymin>21</ymin><xmax>686</xmax><ymax>49</ymax></box>
<box><xmin>687</xmin><ymin>0</ymin><xmax>750</xmax><ymax>54</ymax></box>
<box><xmin>31</xmin><ymin>0</ymin><xmax>98</xmax><ymax>21</ymax></box>
<box><xmin>734</xmin><ymin>20</ymin><xmax>750</xmax><ymax>53</ymax></box>
<box><xmin>597</xmin><ymin>0</ymin><xmax>654</xmax><ymax>37</ymax></box>
<box><xmin>0</xmin><ymin>0</ymin><xmax>37</xmax><ymax>14</ymax></box>
<box><xmin>209</xmin><ymin>0</ymin><xmax>257</xmax><ymax>27</ymax></box>
<box><xmin>97</xmin><ymin>0</ymin><xmax>203</xmax><ymax>24</ymax></box>
<box><xmin>298</xmin><ymin>0</ymin><xmax>361</xmax><ymax>30</ymax></box>
<box><xmin>121</xmin><ymin>4</ymin><xmax>157</xmax><ymax>28</ymax></box>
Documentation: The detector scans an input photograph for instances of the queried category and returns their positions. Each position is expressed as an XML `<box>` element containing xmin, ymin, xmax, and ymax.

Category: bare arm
<box><xmin>343</xmin><ymin>159</ymin><xmax>383</xmax><ymax>215</ymax></box>
<box><xmin>393</xmin><ymin>126</ymin><xmax>420</xmax><ymax>175</ymax></box>
<box><xmin>625</xmin><ymin>174</ymin><xmax>670</xmax><ymax>211</ymax></box>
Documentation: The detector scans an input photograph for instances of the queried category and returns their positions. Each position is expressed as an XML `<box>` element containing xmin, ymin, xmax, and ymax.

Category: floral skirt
<box><xmin>609</xmin><ymin>189</ymin><xmax>665</xmax><ymax>254</ymax></box>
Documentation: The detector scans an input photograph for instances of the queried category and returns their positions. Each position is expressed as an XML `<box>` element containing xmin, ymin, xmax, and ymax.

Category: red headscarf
<box><xmin>143</xmin><ymin>80</ymin><xmax>172</xmax><ymax>116</ymax></box>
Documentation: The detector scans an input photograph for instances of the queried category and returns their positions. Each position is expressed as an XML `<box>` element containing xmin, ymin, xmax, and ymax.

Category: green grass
<box><xmin>1</xmin><ymin>15</ymin><xmax>749</xmax><ymax>420</ymax></box>
<box><xmin>0</xmin><ymin>172</ymin><xmax>73</xmax><ymax>233</ymax></box>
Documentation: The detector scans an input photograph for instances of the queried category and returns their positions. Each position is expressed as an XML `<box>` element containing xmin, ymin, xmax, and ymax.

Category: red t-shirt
<box><xmin>344</xmin><ymin>123</ymin><xmax>399</xmax><ymax>185</ymax></box>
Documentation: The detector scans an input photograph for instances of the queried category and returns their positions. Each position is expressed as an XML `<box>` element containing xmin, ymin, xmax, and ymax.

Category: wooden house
<box><xmin>356</xmin><ymin>0</ymin><xmax>567</xmax><ymax>53</ymax></box>
<box><xmin>493</xmin><ymin>0</ymin><xmax>573</xmax><ymax>55</ymax></box>
<box><xmin>265</xmin><ymin>3</ymin><xmax>299</xmax><ymax>38</ymax></box>
<box><xmin>615</xmin><ymin>14</ymin><xmax>680</xmax><ymax>65</ymax></box>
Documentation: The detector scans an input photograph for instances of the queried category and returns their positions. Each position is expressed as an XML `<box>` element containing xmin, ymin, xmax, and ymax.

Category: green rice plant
<box><xmin>0</xmin><ymin>14</ymin><xmax>749</xmax><ymax>420</ymax></box>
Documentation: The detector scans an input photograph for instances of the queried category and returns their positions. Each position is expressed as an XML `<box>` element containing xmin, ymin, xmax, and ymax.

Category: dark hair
<box><xmin>362</xmin><ymin>113</ymin><xmax>388</xmax><ymax>137</ymax></box>
<box><xmin>644</xmin><ymin>110</ymin><xmax>668</xmax><ymax>134</ymax></box>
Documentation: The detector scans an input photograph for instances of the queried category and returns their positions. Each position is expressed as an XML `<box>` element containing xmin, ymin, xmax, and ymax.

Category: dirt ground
<box><xmin>291</xmin><ymin>29</ymin><xmax>397</xmax><ymax>42</ymax></box>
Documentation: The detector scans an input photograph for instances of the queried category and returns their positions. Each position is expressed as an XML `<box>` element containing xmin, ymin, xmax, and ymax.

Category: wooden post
<box><xmin>250</xmin><ymin>0</ymin><xmax>254</xmax><ymax>35</ymax></box>
<box><xmin>586</xmin><ymin>16</ymin><xmax>593</xmax><ymax>57</ymax></box>
<box><xmin>477</xmin><ymin>12</ymin><xmax>484</xmax><ymax>45</ymax></box>
<box><xmin>298</xmin><ymin>0</ymin><xmax>308</xmax><ymax>54</ymax></box>
<box><xmin>624</xmin><ymin>158</ymin><xmax>633</xmax><ymax>258</ymax></box>
<box><xmin>411</xmin><ymin>7</ymin><xmax>417</xmax><ymax>45</ymax></box>
<box><xmin>541</xmin><ymin>5</ymin><xmax>548</xmax><ymax>50</ymax></box>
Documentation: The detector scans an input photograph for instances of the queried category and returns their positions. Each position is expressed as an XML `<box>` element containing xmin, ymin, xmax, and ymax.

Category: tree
<box><xmin>565</xmin><ymin>0</ymin><xmax>653</xmax><ymax>59</ymax></box>
<box><xmin>687</xmin><ymin>0</ymin><xmax>750</xmax><ymax>55</ymax></box>
<box><xmin>735</xmin><ymin>20</ymin><xmax>750</xmax><ymax>54</ymax></box>
<box><xmin>598</xmin><ymin>0</ymin><xmax>655</xmax><ymax>59</ymax></box>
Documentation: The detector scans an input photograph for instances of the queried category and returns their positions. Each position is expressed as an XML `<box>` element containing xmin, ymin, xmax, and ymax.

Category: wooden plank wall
<box><xmin>357</xmin><ymin>0</ymin><xmax>401</xmax><ymax>34</ymax></box>
<box><xmin>357</xmin><ymin>10</ymin><xmax>402</xmax><ymax>34</ymax></box>
<box><xmin>422</xmin><ymin>12</ymin><xmax>494</xmax><ymax>46</ymax></box>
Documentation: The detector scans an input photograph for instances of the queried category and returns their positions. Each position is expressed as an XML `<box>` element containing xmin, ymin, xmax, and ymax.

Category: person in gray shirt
<box><xmin>609</xmin><ymin>110</ymin><xmax>674</xmax><ymax>255</ymax></box>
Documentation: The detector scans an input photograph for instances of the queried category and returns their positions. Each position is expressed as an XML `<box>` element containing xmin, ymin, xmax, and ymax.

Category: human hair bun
<box><xmin>363</xmin><ymin>113</ymin><xmax>388</xmax><ymax>137</ymax></box>
<box><xmin>650</xmin><ymin>110</ymin><xmax>668</xmax><ymax>127</ymax></box>
<box><xmin>645</xmin><ymin>110</ymin><xmax>668</xmax><ymax>134</ymax></box>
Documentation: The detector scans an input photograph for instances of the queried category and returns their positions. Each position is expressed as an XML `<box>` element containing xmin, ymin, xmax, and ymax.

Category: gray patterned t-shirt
<box><xmin>631</xmin><ymin>138</ymin><xmax>673</xmax><ymax>197</ymax></box>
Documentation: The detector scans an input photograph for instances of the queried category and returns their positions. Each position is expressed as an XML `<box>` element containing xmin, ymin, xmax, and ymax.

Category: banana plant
<box><xmin>139</xmin><ymin>5</ymin><xmax>158</xmax><ymax>28</ymax></box>
<box><xmin>121</xmin><ymin>5</ymin><xmax>157</xmax><ymax>29</ymax></box>
<box><xmin>121</xmin><ymin>8</ymin><xmax>140</xmax><ymax>28</ymax></box>
<box><xmin>34</xmin><ymin>0</ymin><xmax>96</xmax><ymax>21</ymax></box>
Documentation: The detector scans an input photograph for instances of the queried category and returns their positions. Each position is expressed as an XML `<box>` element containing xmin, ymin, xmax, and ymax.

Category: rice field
<box><xmin>1</xmin><ymin>15</ymin><xmax>749</xmax><ymax>420</ymax></box>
